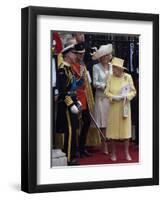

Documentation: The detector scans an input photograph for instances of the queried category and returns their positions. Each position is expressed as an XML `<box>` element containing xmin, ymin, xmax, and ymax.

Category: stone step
<box><xmin>51</xmin><ymin>149</ymin><xmax>67</xmax><ymax>166</ymax></box>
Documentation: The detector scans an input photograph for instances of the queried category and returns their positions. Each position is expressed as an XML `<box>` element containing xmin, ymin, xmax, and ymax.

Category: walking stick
<box><xmin>78</xmin><ymin>109</ymin><xmax>82</xmax><ymax>142</ymax></box>
<box><xmin>89</xmin><ymin>111</ymin><xmax>108</xmax><ymax>142</ymax></box>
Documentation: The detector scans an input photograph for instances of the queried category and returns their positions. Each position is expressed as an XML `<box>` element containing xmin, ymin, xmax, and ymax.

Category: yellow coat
<box><xmin>104</xmin><ymin>73</ymin><xmax>136</xmax><ymax>139</ymax></box>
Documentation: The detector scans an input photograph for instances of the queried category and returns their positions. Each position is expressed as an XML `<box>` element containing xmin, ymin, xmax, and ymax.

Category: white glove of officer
<box><xmin>112</xmin><ymin>95</ymin><xmax>124</xmax><ymax>101</ymax></box>
<box><xmin>77</xmin><ymin>100</ymin><xmax>82</xmax><ymax>107</ymax></box>
<box><xmin>70</xmin><ymin>105</ymin><xmax>79</xmax><ymax>114</ymax></box>
<box><xmin>77</xmin><ymin>100</ymin><xmax>82</xmax><ymax>112</ymax></box>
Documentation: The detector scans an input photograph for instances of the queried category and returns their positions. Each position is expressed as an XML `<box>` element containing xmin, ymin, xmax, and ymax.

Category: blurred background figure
<box><xmin>73</xmin><ymin>32</ymin><xmax>85</xmax><ymax>43</ymax></box>
<box><xmin>51</xmin><ymin>32</ymin><xmax>63</xmax><ymax>148</ymax></box>
<box><xmin>72</xmin><ymin>32</ymin><xmax>98</xmax><ymax>81</ymax></box>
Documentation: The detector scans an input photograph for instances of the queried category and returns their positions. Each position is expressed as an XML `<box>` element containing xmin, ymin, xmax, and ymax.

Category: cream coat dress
<box><xmin>93</xmin><ymin>63</ymin><xmax>112</xmax><ymax>128</ymax></box>
<box><xmin>104</xmin><ymin>73</ymin><xmax>136</xmax><ymax>139</ymax></box>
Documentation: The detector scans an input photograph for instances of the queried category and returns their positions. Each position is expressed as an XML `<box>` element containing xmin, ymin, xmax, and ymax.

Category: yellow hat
<box><xmin>111</xmin><ymin>57</ymin><xmax>127</xmax><ymax>70</ymax></box>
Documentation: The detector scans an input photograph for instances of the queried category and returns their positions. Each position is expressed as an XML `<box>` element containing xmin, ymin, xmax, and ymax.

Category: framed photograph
<box><xmin>21</xmin><ymin>6</ymin><xmax>159</xmax><ymax>193</ymax></box>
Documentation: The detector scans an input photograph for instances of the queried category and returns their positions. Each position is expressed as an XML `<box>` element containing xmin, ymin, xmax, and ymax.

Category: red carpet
<box><xmin>79</xmin><ymin>141</ymin><xmax>139</xmax><ymax>165</ymax></box>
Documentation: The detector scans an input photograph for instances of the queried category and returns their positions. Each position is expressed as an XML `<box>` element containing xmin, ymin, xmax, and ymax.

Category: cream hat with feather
<box><xmin>92</xmin><ymin>44</ymin><xmax>113</xmax><ymax>60</ymax></box>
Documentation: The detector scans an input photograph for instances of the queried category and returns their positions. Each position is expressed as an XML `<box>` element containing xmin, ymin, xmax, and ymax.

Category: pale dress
<box><xmin>104</xmin><ymin>73</ymin><xmax>136</xmax><ymax>139</ymax></box>
<box><xmin>93</xmin><ymin>63</ymin><xmax>112</xmax><ymax>128</ymax></box>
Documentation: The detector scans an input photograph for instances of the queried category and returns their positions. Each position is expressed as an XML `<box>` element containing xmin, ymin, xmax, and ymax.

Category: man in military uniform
<box><xmin>72</xmin><ymin>43</ymin><xmax>94</xmax><ymax>158</ymax></box>
<box><xmin>56</xmin><ymin>44</ymin><xmax>83</xmax><ymax>165</ymax></box>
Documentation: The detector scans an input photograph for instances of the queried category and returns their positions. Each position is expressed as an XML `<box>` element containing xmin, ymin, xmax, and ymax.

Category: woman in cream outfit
<box><xmin>104</xmin><ymin>57</ymin><xmax>136</xmax><ymax>161</ymax></box>
<box><xmin>92</xmin><ymin>44</ymin><xmax>113</xmax><ymax>154</ymax></box>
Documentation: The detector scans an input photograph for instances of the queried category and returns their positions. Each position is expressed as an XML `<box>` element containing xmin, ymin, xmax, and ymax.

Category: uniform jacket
<box><xmin>56</xmin><ymin>61</ymin><xmax>80</xmax><ymax>133</ymax></box>
<box><xmin>72</xmin><ymin>63</ymin><xmax>87</xmax><ymax>110</ymax></box>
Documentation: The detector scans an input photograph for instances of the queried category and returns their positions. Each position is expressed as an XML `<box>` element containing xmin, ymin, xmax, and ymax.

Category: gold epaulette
<box><xmin>58</xmin><ymin>62</ymin><xmax>73</xmax><ymax>86</ymax></box>
<box><xmin>58</xmin><ymin>63</ymin><xmax>65</xmax><ymax>69</ymax></box>
<box><xmin>57</xmin><ymin>53</ymin><xmax>63</xmax><ymax>66</ymax></box>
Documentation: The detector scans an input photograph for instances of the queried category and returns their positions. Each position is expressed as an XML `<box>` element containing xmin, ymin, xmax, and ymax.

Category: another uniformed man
<box><xmin>72</xmin><ymin>32</ymin><xmax>98</xmax><ymax>80</ymax></box>
<box><xmin>56</xmin><ymin>44</ymin><xmax>83</xmax><ymax>165</ymax></box>
<box><xmin>72</xmin><ymin>43</ymin><xmax>94</xmax><ymax>158</ymax></box>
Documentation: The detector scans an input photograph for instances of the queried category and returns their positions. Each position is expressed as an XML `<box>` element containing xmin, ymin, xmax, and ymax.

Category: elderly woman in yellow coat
<box><xmin>104</xmin><ymin>57</ymin><xmax>136</xmax><ymax>161</ymax></box>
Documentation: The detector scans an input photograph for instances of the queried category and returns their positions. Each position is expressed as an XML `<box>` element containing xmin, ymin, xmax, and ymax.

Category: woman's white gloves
<box><xmin>96</xmin><ymin>83</ymin><xmax>106</xmax><ymax>90</ymax></box>
<box><xmin>112</xmin><ymin>95</ymin><xmax>126</xmax><ymax>101</ymax></box>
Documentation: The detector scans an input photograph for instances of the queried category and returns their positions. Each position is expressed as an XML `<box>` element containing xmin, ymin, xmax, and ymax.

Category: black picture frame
<box><xmin>21</xmin><ymin>6</ymin><xmax>159</xmax><ymax>193</ymax></box>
